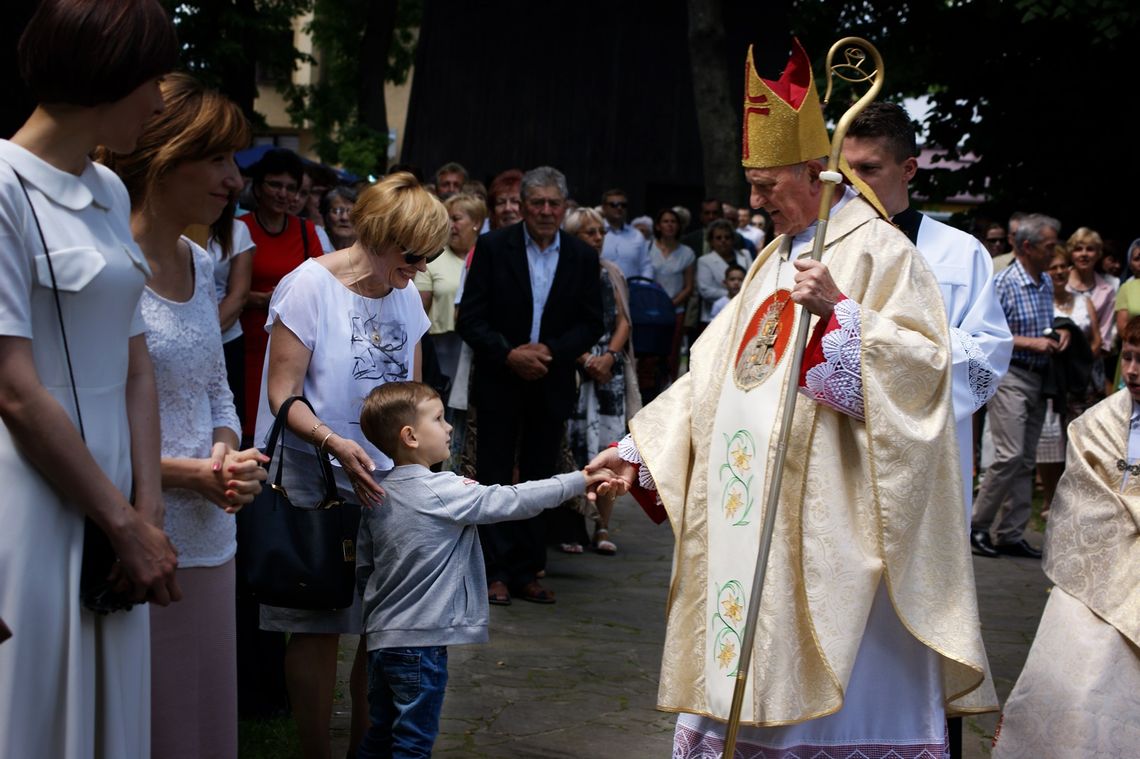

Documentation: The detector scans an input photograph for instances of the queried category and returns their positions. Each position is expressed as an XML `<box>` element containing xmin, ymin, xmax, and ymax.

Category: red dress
<box><xmin>237</xmin><ymin>213</ymin><xmax>319</xmax><ymax>436</ymax></box>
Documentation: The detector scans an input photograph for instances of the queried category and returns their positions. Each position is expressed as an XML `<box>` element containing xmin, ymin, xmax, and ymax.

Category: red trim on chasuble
<box><xmin>798</xmin><ymin>294</ymin><xmax>849</xmax><ymax>388</ymax></box>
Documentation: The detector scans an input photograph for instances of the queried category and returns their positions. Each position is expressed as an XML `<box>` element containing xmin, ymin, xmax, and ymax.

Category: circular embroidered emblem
<box><xmin>734</xmin><ymin>289</ymin><xmax>794</xmax><ymax>389</ymax></box>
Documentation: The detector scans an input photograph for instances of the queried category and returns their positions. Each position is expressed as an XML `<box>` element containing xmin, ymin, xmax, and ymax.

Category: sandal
<box><xmin>488</xmin><ymin>580</ymin><xmax>511</xmax><ymax>606</ymax></box>
<box><xmin>559</xmin><ymin>542</ymin><xmax>583</xmax><ymax>554</ymax></box>
<box><xmin>593</xmin><ymin>528</ymin><xmax>617</xmax><ymax>556</ymax></box>
<box><xmin>517</xmin><ymin>580</ymin><xmax>556</xmax><ymax>604</ymax></box>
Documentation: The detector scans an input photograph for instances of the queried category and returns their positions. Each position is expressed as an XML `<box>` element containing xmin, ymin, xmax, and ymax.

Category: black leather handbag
<box><xmin>235</xmin><ymin>396</ymin><xmax>361</xmax><ymax>610</ymax></box>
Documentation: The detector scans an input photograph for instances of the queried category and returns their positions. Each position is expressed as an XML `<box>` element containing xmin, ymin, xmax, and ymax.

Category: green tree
<box><xmin>790</xmin><ymin>0</ymin><xmax>1136</xmax><ymax>241</ymax></box>
<box><xmin>161</xmin><ymin>0</ymin><xmax>313</xmax><ymax>126</ymax></box>
<box><xmin>284</xmin><ymin>0</ymin><xmax>421</xmax><ymax>177</ymax></box>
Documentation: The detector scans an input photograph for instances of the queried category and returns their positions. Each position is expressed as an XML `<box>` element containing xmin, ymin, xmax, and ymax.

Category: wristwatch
<box><xmin>607</xmin><ymin>350</ymin><xmax>624</xmax><ymax>364</ymax></box>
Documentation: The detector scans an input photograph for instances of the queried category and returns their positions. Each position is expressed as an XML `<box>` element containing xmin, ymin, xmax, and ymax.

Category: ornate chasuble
<box><xmin>1044</xmin><ymin>388</ymin><xmax>1140</xmax><ymax>647</ymax></box>
<box><xmin>629</xmin><ymin>196</ymin><xmax>998</xmax><ymax>726</ymax></box>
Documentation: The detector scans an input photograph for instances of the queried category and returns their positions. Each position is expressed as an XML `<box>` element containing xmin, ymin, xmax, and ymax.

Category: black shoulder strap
<box><xmin>300</xmin><ymin>217</ymin><xmax>310</xmax><ymax>259</ymax></box>
<box><xmin>13</xmin><ymin>169</ymin><xmax>86</xmax><ymax>441</ymax></box>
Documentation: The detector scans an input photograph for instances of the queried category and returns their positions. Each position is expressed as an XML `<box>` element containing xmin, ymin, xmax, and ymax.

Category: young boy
<box><xmin>710</xmin><ymin>263</ymin><xmax>746</xmax><ymax>318</ymax></box>
<box><xmin>354</xmin><ymin>381</ymin><xmax>618</xmax><ymax>758</ymax></box>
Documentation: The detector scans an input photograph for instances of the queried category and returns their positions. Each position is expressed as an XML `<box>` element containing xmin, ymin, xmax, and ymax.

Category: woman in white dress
<box><xmin>255</xmin><ymin>172</ymin><xmax>448</xmax><ymax>757</ymax></box>
<box><xmin>0</xmin><ymin>1</ymin><xmax>181</xmax><ymax>756</ymax></box>
<box><xmin>100</xmin><ymin>72</ymin><xmax>268</xmax><ymax>759</ymax></box>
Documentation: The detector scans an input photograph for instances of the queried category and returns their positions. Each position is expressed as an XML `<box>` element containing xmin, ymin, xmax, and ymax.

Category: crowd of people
<box><xmin>1</xmin><ymin>3</ymin><xmax>1136</xmax><ymax>759</ymax></box>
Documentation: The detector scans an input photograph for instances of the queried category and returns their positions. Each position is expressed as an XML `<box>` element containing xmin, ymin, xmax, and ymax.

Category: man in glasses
<box><xmin>600</xmin><ymin>188</ymin><xmax>653</xmax><ymax>279</ymax></box>
<box><xmin>457</xmin><ymin>166</ymin><xmax>604</xmax><ymax>606</ymax></box>
<box><xmin>981</xmin><ymin>222</ymin><xmax>1007</xmax><ymax>257</ymax></box>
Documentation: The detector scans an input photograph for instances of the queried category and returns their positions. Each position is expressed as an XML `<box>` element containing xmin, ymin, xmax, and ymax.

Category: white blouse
<box><xmin>142</xmin><ymin>239</ymin><xmax>241</xmax><ymax>567</ymax></box>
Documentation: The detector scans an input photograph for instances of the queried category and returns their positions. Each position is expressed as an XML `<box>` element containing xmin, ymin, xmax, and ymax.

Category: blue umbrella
<box><xmin>235</xmin><ymin>144</ymin><xmax>274</xmax><ymax>170</ymax></box>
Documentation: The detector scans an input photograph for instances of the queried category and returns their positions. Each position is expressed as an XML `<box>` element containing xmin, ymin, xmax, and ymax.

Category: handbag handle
<box><xmin>264</xmin><ymin>395</ymin><xmax>344</xmax><ymax>510</ymax></box>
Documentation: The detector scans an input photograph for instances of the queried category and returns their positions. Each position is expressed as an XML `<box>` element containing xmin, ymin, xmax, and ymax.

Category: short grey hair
<box><xmin>1014</xmin><ymin>213</ymin><xmax>1061</xmax><ymax>248</ymax></box>
<box><xmin>706</xmin><ymin>218</ymin><xmax>736</xmax><ymax>243</ymax></box>
<box><xmin>563</xmin><ymin>207</ymin><xmax>604</xmax><ymax>235</ymax></box>
<box><xmin>520</xmin><ymin>166</ymin><xmax>568</xmax><ymax>202</ymax></box>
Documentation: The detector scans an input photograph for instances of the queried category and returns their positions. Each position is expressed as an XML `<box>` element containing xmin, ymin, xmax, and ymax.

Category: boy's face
<box><xmin>724</xmin><ymin>270</ymin><xmax>745</xmax><ymax>297</ymax></box>
<box><xmin>1122</xmin><ymin>342</ymin><xmax>1140</xmax><ymax>403</ymax></box>
<box><xmin>412</xmin><ymin>397</ymin><xmax>452</xmax><ymax>464</ymax></box>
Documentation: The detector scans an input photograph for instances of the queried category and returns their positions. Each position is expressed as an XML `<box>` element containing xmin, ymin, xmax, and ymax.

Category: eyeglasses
<box><xmin>984</xmin><ymin>237</ymin><xmax>1005</xmax><ymax>245</ymax></box>
<box><xmin>606</xmin><ymin>201</ymin><xmax>628</xmax><ymax>209</ymax></box>
<box><xmin>403</xmin><ymin>249</ymin><xmax>444</xmax><ymax>265</ymax></box>
<box><xmin>328</xmin><ymin>207</ymin><xmax>352</xmax><ymax>217</ymax></box>
<box><xmin>263</xmin><ymin>179</ymin><xmax>298</xmax><ymax>194</ymax></box>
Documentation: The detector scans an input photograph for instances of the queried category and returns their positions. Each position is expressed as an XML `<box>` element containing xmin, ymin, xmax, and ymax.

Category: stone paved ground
<box><xmin>331</xmin><ymin>498</ymin><xmax>1050</xmax><ymax>758</ymax></box>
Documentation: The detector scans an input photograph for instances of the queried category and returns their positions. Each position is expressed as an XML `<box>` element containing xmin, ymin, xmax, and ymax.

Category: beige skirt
<box><xmin>993</xmin><ymin>586</ymin><xmax>1140</xmax><ymax>758</ymax></box>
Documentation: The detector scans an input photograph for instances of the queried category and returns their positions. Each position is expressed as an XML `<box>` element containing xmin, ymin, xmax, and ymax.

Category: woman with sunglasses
<box><xmin>254</xmin><ymin>171</ymin><xmax>448</xmax><ymax>758</ymax></box>
<box><xmin>237</xmin><ymin>148</ymin><xmax>322</xmax><ymax>439</ymax></box>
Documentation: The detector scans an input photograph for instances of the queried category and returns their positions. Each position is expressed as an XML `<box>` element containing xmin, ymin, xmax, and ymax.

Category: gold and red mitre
<box><xmin>741</xmin><ymin>37</ymin><xmax>829</xmax><ymax>169</ymax></box>
<box><xmin>741</xmin><ymin>37</ymin><xmax>890</xmax><ymax>219</ymax></box>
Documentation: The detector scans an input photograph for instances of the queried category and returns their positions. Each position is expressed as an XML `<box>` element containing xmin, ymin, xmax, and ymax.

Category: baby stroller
<box><xmin>626</xmin><ymin>276</ymin><xmax>677</xmax><ymax>404</ymax></box>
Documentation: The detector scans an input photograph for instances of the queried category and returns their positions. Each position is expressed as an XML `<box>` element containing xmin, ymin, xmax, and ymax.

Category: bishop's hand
<box><xmin>791</xmin><ymin>258</ymin><xmax>842</xmax><ymax>320</ymax></box>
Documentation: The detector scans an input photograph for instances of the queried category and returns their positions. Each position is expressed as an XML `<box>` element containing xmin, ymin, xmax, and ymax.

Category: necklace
<box><xmin>348</xmin><ymin>249</ymin><xmax>383</xmax><ymax>347</ymax></box>
<box><xmin>254</xmin><ymin>209</ymin><xmax>287</xmax><ymax>235</ymax></box>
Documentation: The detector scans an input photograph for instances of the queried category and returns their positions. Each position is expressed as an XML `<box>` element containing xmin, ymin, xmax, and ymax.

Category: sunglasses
<box><xmin>403</xmin><ymin>249</ymin><xmax>444</xmax><ymax>265</ymax></box>
<box><xmin>606</xmin><ymin>200</ymin><xmax>628</xmax><ymax>208</ymax></box>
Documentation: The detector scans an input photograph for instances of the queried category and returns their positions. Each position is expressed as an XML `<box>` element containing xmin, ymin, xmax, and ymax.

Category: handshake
<box><xmin>580</xmin><ymin>446</ymin><xmax>639</xmax><ymax>502</ymax></box>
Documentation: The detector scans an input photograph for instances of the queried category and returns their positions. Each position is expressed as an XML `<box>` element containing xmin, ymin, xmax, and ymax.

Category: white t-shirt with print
<box><xmin>253</xmin><ymin>258</ymin><xmax>430</xmax><ymax>471</ymax></box>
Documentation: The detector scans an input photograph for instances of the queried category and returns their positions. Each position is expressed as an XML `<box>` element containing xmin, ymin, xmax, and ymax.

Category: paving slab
<box><xmin>328</xmin><ymin>499</ymin><xmax>1049</xmax><ymax>758</ymax></box>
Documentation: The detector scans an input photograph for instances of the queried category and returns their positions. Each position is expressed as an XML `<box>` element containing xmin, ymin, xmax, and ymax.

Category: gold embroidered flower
<box><xmin>717</xmin><ymin>640</ymin><xmax>737</xmax><ymax>670</ymax></box>
<box><xmin>731</xmin><ymin>443</ymin><xmax>752</xmax><ymax>472</ymax></box>
<box><xmin>721</xmin><ymin>596</ymin><xmax>743</xmax><ymax>623</ymax></box>
<box><xmin>725</xmin><ymin>490</ymin><xmax>743</xmax><ymax>519</ymax></box>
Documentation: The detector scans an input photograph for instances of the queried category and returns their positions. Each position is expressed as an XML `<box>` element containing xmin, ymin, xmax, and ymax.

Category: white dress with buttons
<box><xmin>0</xmin><ymin>140</ymin><xmax>152</xmax><ymax>758</ymax></box>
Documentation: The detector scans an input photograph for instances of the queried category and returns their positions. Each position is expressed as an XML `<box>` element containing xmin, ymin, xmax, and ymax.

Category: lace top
<box><xmin>141</xmin><ymin>239</ymin><xmax>241</xmax><ymax>567</ymax></box>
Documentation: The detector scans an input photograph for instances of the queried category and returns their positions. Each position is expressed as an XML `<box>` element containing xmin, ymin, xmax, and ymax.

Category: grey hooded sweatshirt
<box><xmin>358</xmin><ymin>465</ymin><xmax>585</xmax><ymax>650</ymax></box>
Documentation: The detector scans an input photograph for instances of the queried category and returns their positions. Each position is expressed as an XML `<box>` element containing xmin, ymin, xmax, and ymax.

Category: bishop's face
<box><xmin>745</xmin><ymin>164</ymin><xmax>818</xmax><ymax>236</ymax></box>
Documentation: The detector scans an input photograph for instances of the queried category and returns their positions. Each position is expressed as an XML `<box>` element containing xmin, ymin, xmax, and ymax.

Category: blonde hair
<box><xmin>563</xmin><ymin>207</ymin><xmax>604</xmax><ymax>235</ymax></box>
<box><xmin>352</xmin><ymin>172</ymin><xmax>449</xmax><ymax>258</ymax></box>
<box><xmin>359</xmin><ymin>381</ymin><xmax>440</xmax><ymax>458</ymax></box>
<box><xmin>1067</xmin><ymin>226</ymin><xmax>1103</xmax><ymax>254</ymax></box>
<box><xmin>444</xmin><ymin>192</ymin><xmax>487</xmax><ymax>230</ymax></box>
<box><xmin>98</xmin><ymin>72</ymin><xmax>250</xmax><ymax>208</ymax></box>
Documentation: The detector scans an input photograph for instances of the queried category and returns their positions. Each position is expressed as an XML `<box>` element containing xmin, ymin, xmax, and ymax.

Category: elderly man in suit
<box><xmin>456</xmin><ymin>165</ymin><xmax>604</xmax><ymax>605</ymax></box>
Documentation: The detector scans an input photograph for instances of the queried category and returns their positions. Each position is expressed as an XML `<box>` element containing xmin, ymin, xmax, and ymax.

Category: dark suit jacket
<box><xmin>457</xmin><ymin>222</ymin><xmax>604</xmax><ymax>419</ymax></box>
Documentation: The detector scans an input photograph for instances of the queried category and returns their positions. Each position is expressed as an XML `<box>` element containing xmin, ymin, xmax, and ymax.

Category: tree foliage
<box><xmin>283</xmin><ymin>0</ymin><xmax>421</xmax><ymax>177</ymax></box>
<box><xmin>790</xmin><ymin>0</ymin><xmax>1136</xmax><ymax>242</ymax></box>
<box><xmin>161</xmin><ymin>0</ymin><xmax>313</xmax><ymax>126</ymax></box>
<box><xmin>161</xmin><ymin>0</ymin><xmax>420</xmax><ymax>177</ymax></box>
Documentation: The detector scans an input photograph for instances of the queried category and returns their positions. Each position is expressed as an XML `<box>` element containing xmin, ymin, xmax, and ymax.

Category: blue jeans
<box><xmin>357</xmin><ymin>646</ymin><xmax>448</xmax><ymax>759</ymax></box>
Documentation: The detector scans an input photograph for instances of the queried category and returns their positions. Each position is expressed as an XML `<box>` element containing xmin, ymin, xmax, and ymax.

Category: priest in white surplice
<box><xmin>843</xmin><ymin>101</ymin><xmax>1014</xmax><ymax>528</ymax></box>
<box><xmin>589</xmin><ymin>39</ymin><xmax>998</xmax><ymax>758</ymax></box>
